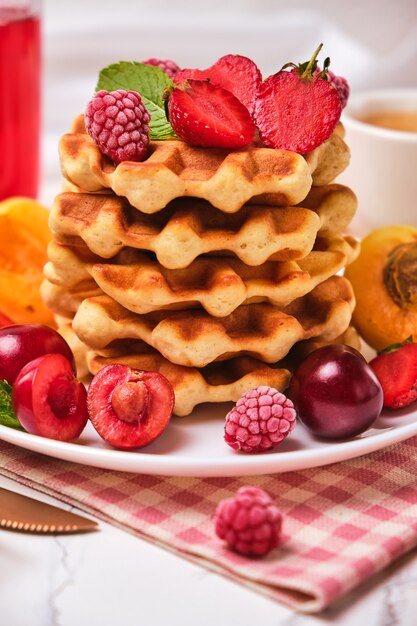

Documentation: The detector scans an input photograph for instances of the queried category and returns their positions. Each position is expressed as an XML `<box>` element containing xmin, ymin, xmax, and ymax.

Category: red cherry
<box><xmin>289</xmin><ymin>345</ymin><xmax>383</xmax><ymax>439</ymax></box>
<box><xmin>0</xmin><ymin>324</ymin><xmax>76</xmax><ymax>384</ymax></box>
<box><xmin>13</xmin><ymin>353</ymin><xmax>88</xmax><ymax>441</ymax></box>
<box><xmin>87</xmin><ymin>364</ymin><xmax>174</xmax><ymax>449</ymax></box>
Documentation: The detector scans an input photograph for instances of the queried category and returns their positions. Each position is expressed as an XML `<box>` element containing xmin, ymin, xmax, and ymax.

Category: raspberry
<box><xmin>224</xmin><ymin>386</ymin><xmax>296</xmax><ymax>453</ymax></box>
<box><xmin>214</xmin><ymin>486</ymin><xmax>282</xmax><ymax>557</ymax></box>
<box><xmin>85</xmin><ymin>89</ymin><xmax>150</xmax><ymax>165</ymax></box>
<box><xmin>143</xmin><ymin>58</ymin><xmax>180</xmax><ymax>79</ymax></box>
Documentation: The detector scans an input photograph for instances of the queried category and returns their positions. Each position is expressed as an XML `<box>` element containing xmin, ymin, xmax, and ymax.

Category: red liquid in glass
<box><xmin>0</xmin><ymin>6</ymin><xmax>41</xmax><ymax>199</ymax></box>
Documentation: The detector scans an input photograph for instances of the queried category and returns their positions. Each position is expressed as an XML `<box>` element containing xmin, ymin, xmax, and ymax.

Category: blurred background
<box><xmin>41</xmin><ymin>0</ymin><xmax>417</xmax><ymax>202</ymax></box>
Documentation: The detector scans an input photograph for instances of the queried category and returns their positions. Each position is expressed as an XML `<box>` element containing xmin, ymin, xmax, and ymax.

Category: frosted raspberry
<box><xmin>224</xmin><ymin>386</ymin><xmax>296</xmax><ymax>453</ymax></box>
<box><xmin>215</xmin><ymin>486</ymin><xmax>282</xmax><ymax>557</ymax></box>
<box><xmin>143</xmin><ymin>58</ymin><xmax>181</xmax><ymax>79</ymax></box>
<box><xmin>85</xmin><ymin>89</ymin><xmax>150</xmax><ymax>164</ymax></box>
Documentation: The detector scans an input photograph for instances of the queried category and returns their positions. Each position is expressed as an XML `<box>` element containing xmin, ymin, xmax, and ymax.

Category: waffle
<box><xmin>43</xmin><ymin>235</ymin><xmax>359</xmax><ymax>317</ymax></box>
<box><xmin>59</xmin><ymin>326</ymin><xmax>291</xmax><ymax>418</ymax></box>
<box><xmin>298</xmin><ymin>183</ymin><xmax>357</xmax><ymax>238</ymax></box>
<box><xmin>305</xmin><ymin>124</ymin><xmax>350</xmax><ymax>186</ymax></box>
<box><xmin>41</xmin><ymin>280</ymin><xmax>100</xmax><ymax>318</ymax></box>
<box><xmin>89</xmin><ymin>344</ymin><xmax>291</xmax><ymax>417</ymax></box>
<box><xmin>59</xmin><ymin>115</ymin><xmax>313</xmax><ymax>213</ymax></box>
<box><xmin>59</xmin><ymin>323</ymin><xmax>359</xmax><ymax>416</ymax></box>
<box><xmin>49</xmin><ymin>183</ymin><xmax>356</xmax><ymax>268</ymax></box>
<box><xmin>70</xmin><ymin>276</ymin><xmax>354</xmax><ymax>368</ymax></box>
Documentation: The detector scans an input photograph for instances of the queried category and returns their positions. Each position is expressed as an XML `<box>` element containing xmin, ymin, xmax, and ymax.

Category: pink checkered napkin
<box><xmin>2</xmin><ymin>438</ymin><xmax>417</xmax><ymax>613</ymax></box>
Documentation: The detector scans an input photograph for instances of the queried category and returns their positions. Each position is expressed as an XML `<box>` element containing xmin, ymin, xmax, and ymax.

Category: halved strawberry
<box><xmin>174</xmin><ymin>54</ymin><xmax>262</xmax><ymax>116</ymax></box>
<box><xmin>254</xmin><ymin>44</ymin><xmax>342</xmax><ymax>153</ymax></box>
<box><xmin>166</xmin><ymin>79</ymin><xmax>256</xmax><ymax>149</ymax></box>
<box><xmin>369</xmin><ymin>337</ymin><xmax>417</xmax><ymax>409</ymax></box>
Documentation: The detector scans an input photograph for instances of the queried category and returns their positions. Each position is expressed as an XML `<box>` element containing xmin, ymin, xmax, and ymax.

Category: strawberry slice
<box><xmin>174</xmin><ymin>54</ymin><xmax>262</xmax><ymax>116</ymax></box>
<box><xmin>369</xmin><ymin>337</ymin><xmax>417</xmax><ymax>409</ymax></box>
<box><xmin>254</xmin><ymin>44</ymin><xmax>342</xmax><ymax>153</ymax></box>
<box><xmin>166</xmin><ymin>79</ymin><xmax>256</xmax><ymax>149</ymax></box>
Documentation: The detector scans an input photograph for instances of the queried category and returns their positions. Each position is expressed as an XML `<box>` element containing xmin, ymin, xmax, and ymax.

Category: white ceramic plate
<box><xmin>1</xmin><ymin>401</ymin><xmax>417</xmax><ymax>476</ymax></box>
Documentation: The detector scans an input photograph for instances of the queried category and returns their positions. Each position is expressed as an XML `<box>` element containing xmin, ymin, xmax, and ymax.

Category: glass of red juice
<box><xmin>0</xmin><ymin>1</ymin><xmax>41</xmax><ymax>200</ymax></box>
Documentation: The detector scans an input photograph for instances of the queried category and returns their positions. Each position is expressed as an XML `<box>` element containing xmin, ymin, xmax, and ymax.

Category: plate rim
<box><xmin>1</xmin><ymin>411</ymin><xmax>417</xmax><ymax>477</ymax></box>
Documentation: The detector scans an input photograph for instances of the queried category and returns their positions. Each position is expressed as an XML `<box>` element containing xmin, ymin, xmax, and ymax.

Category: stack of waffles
<box><xmin>42</xmin><ymin>114</ymin><xmax>359</xmax><ymax>416</ymax></box>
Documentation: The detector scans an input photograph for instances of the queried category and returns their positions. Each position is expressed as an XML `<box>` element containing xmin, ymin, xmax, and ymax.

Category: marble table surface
<box><xmin>1</xmin><ymin>474</ymin><xmax>417</xmax><ymax>626</ymax></box>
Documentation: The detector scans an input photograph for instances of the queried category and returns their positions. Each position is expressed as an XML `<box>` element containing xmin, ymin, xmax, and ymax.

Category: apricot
<box><xmin>0</xmin><ymin>197</ymin><xmax>55</xmax><ymax>326</ymax></box>
<box><xmin>344</xmin><ymin>225</ymin><xmax>417</xmax><ymax>351</ymax></box>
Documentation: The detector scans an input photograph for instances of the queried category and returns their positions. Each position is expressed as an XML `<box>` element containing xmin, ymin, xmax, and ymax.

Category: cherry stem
<box><xmin>300</xmin><ymin>43</ymin><xmax>323</xmax><ymax>80</ymax></box>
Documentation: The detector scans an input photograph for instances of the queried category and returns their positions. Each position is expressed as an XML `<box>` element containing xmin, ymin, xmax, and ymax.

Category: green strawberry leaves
<box><xmin>96</xmin><ymin>61</ymin><xmax>176</xmax><ymax>140</ymax></box>
<box><xmin>0</xmin><ymin>380</ymin><xmax>23</xmax><ymax>430</ymax></box>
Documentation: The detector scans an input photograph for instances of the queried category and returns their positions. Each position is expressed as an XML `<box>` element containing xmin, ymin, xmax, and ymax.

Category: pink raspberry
<box><xmin>143</xmin><ymin>58</ymin><xmax>181</xmax><ymax>79</ymax></box>
<box><xmin>85</xmin><ymin>89</ymin><xmax>150</xmax><ymax>164</ymax></box>
<box><xmin>215</xmin><ymin>486</ymin><xmax>282</xmax><ymax>557</ymax></box>
<box><xmin>224</xmin><ymin>386</ymin><xmax>296</xmax><ymax>453</ymax></box>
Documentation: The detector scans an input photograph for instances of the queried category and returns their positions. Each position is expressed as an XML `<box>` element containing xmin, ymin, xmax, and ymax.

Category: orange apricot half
<box><xmin>344</xmin><ymin>225</ymin><xmax>417</xmax><ymax>351</ymax></box>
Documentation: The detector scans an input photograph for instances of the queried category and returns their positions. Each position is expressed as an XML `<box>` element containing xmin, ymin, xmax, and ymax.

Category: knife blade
<box><xmin>0</xmin><ymin>487</ymin><xmax>98</xmax><ymax>534</ymax></box>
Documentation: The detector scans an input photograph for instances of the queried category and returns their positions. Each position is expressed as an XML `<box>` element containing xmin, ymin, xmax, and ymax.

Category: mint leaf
<box><xmin>0</xmin><ymin>380</ymin><xmax>23</xmax><ymax>430</ymax></box>
<box><xmin>96</xmin><ymin>61</ymin><xmax>176</xmax><ymax>140</ymax></box>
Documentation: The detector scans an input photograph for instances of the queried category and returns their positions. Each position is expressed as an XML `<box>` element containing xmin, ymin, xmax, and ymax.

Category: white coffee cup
<box><xmin>339</xmin><ymin>88</ymin><xmax>417</xmax><ymax>235</ymax></box>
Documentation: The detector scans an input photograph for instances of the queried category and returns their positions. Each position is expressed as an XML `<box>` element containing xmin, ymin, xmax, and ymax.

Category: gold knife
<box><xmin>0</xmin><ymin>487</ymin><xmax>98</xmax><ymax>534</ymax></box>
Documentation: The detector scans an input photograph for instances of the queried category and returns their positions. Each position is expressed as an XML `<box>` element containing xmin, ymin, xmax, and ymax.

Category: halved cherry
<box><xmin>87</xmin><ymin>364</ymin><xmax>174</xmax><ymax>449</ymax></box>
<box><xmin>13</xmin><ymin>353</ymin><xmax>88</xmax><ymax>441</ymax></box>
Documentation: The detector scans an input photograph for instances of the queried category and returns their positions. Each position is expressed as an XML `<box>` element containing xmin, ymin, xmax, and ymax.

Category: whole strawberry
<box><xmin>165</xmin><ymin>79</ymin><xmax>256</xmax><ymax>149</ymax></box>
<box><xmin>214</xmin><ymin>486</ymin><xmax>282</xmax><ymax>557</ymax></box>
<box><xmin>254</xmin><ymin>44</ymin><xmax>342</xmax><ymax>153</ymax></box>
<box><xmin>85</xmin><ymin>89</ymin><xmax>150</xmax><ymax>164</ymax></box>
<box><xmin>369</xmin><ymin>337</ymin><xmax>417</xmax><ymax>409</ymax></box>
<box><xmin>143</xmin><ymin>57</ymin><xmax>180</xmax><ymax>79</ymax></box>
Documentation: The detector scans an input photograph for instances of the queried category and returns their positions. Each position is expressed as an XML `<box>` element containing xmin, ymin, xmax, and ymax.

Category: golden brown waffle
<box><xmin>286</xmin><ymin>325</ymin><xmax>361</xmax><ymax>366</ymax></box>
<box><xmin>41</xmin><ymin>280</ymin><xmax>99</xmax><ymax>318</ymax></box>
<box><xmin>305</xmin><ymin>124</ymin><xmax>350</xmax><ymax>186</ymax></box>
<box><xmin>298</xmin><ymin>183</ymin><xmax>357</xmax><ymax>237</ymax></box>
<box><xmin>49</xmin><ymin>184</ymin><xmax>356</xmax><ymax>268</ymax></box>
<box><xmin>70</xmin><ymin>276</ymin><xmax>355</xmax><ymax>368</ymax></box>
<box><xmin>58</xmin><ymin>323</ymin><xmax>359</xmax><ymax>416</ymax></box>
<box><xmin>59</xmin><ymin>115</ymin><xmax>313</xmax><ymax>213</ymax></box>
<box><xmin>87</xmin><ymin>344</ymin><xmax>291</xmax><ymax>417</ymax></box>
<box><xmin>43</xmin><ymin>235</ymin><xmax>359</xmax><ymax>317</ymax></box>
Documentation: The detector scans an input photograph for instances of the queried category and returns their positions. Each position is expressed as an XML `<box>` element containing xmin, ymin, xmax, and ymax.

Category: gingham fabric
<box><xmin>1</xmin><ymin>437</ymin><xmax>417</xmax><ymax>613</ymax></box>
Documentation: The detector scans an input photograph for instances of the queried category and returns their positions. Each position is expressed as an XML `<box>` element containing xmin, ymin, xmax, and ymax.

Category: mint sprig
<box><xmin>0</xmin><ymin>380</ymin><xmax>24</xmax><ymax>430</ymax></box>
<box><xmin>96</xmin><ymin>61</ymin><xmax>176</xmax><ymax>140</ymax></box>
